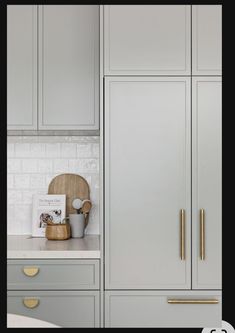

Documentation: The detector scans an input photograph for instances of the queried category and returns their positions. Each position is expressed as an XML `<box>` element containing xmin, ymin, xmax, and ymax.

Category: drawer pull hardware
<box><xmin>23</xmin><ymin>267</ymin><xmax>39</xmax><ymax>277</ymax></box>
<box><xmin>180</xmin><ymin>209</ymin><xmax>186</xmax><ymax>260</ymax></box>
<box><xmin>23</xmin><ymin>298</ymin><xmax>40</xmax><ymax>309</ymax></box>
<box><xmin>168</xmin><ymin>299</ymin><xmax>219</xmax><ymax>304</ymax></box>
<box><xmin>200</xmin><ymin>209</ymin><xmax>205</xmax><ymax>260</ymax></box>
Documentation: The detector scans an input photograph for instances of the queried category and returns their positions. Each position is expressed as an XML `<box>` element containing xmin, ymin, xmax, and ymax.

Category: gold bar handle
<box><xmin>23</xmin><ymin>298</ymin><xmax>40</xmax><ymax>309</ymax></box>
<box><xmin>168</xmin><ymin>299</ymin><xmax>219</xmax><ymax>304</ymax></box>
<box><xmin>23</xmin><ymin>267</ymin><xmax>40</xmax><ymax>277</ymax></box>
<box><xmin>200</xmin><ymin>209</ymin><xmax>205</xmax><ymax>260</ymax></box>
<box><xmin>180</xmin><ymin>209</ymin><xmax>185</xmax><ymax>260</ymax></box>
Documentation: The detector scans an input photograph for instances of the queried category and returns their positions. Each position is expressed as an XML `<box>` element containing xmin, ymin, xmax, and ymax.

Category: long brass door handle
<box><xmin>168</xmin><ymin>299</ymin><xmax>219</xmax><ymax>304</ymax></box>
<box><xmin>180</xmin><ymin>209</ymin><xmax>185</xmax><ymax>260</ymax></box>
<box><xmin>23</xmin><ymin>267</ymin><xmax>40</xmax><ymax>277</ymax></box>
<box><xmin>200</xmin><ymin>209</ymin><xmax>205</xmax><ymax>260</ymax></box>
<box><xmin>23</xmin><ymin>298</ymin><xmax>40</xmax><ymax>309</ymax></box>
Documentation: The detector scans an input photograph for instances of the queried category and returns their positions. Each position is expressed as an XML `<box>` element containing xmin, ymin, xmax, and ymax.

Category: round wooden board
<box><xmin>48</xmin><ymin>173</ymin><xmax>90</xmax><ymax>224</ymax></box>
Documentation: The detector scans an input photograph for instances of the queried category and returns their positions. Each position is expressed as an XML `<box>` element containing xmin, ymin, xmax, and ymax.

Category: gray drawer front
<box><xmin>105</xmin><ymin>291</ymin><xmax>222</xmax><ymax>328</ymax></box>
<box><xmin>8</xmin><ymin>259</ymin><xmax>99</xmax><ymax>290</ymax></box>
<box><xmin>8</xmin><ymin>291</ymin><xmax>100</xmax><ymax>328</ymax></box>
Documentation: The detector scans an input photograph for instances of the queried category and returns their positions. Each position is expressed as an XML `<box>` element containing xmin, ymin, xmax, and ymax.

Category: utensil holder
<box><xmin>69</xmin><ymin>214</ymin><xmax>86</xmax><ymax>238</ymax></box>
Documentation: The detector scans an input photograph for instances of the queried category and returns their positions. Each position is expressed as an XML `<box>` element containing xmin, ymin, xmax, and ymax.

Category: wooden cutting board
<box><xmin>48</xmin><ymin>173</ymin><xmax>90</xmax><ymax>225</ymax></box>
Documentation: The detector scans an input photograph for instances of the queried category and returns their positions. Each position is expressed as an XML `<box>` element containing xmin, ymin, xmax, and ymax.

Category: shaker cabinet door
<box><xmin>192</xmin><ymin>77</ymin><xmax>222</xmax><ymax>289</ymax></box>
<box><xmin>104</xmin><ymin>5</ymin><xmax>191</xmax><ymax>75</ymax></box>
<box><xmin>192</xmin><ymin>5</ymin><xmax>222</xmax><ymax>75</ymax></box>
<box><xmin>105</xmin><ymin>77</ymin><xmax>191</xmax><ymax>289</ymax></box>
<box><xmin>7</xmin><ymin>6</ymin><xmax>37</xmax><ymax>130</ymax></box>
<box><xmin>38</xmin><ymin>5</ymin><xmax>99</xmax><ymax>130</ymax></box>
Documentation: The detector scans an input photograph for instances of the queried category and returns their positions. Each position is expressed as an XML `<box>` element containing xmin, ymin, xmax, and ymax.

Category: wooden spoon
<box><xmin>81</xmin><ymin>199</ymin><xmax>92</xmax><ymax>214</ymax></box>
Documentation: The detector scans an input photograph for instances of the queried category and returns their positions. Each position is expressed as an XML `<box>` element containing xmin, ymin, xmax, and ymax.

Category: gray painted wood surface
<box><xmin>7</xmin><ymin>259</ymin><xmax>99</xmax><ymax>290</ymax></box>
<box><xmin>104</xmin><ymin>5</ymin><xmax>191</xmax><ymax>75</ymax></box>
<box><xmin>8</xmin><ymin>290</ymin><xmax>100</xmax><ymax>328</ymax></box>
<box><xmin>38</xmin><ymin>5</ymin><xmax>99</xmax><ymax>130</ymax></box>
<box><xmin>192</xmin><ymin>77</ymin><xmax>222</xmax><ymax>289</ymax></box>
<box><xmin>7</xmin><ymin>6</ymin><xmax>37</xmax><ymax>130</ymax></box>
<box><xmin>192</xmin><ymin>5</ymin><xmax>222</xmax><ymax>75</ymax></box>
<box><xmin>105</xmin><ymin>291</ymin><xmax>222</xmax><ymax>328</ymax></box>
<box><xmin>105</xmin><ymin>77</ymin><xmax>191</xmax><ymax>289</ymax></box>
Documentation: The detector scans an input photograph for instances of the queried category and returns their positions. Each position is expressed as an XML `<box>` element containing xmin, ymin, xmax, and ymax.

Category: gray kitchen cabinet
<box><xmin>104</xmin><ymin>5</ymin><xmax>191</xmax><ymax>75</ymax></box>
<box><xmin>7</xmin><ymin>259</ymin><xmax>100</xmax><ymax>327</ymax></box>
<box><xmin>192</xmin><ymin>5</ymin><xmax>222</xmax><ymax>75</ymax></box>
<box><xmin>7</xmin><ymin>5</ymin><xmax>99</xmax><ymax>132</ymax></box>
<box><xmin>7</xmin><ymin>259</ymin><xmax>99</xmax><ymax>290</ymax></box>
<box><xmin>105</xmin><ymin>77</ymin><xmax>191</xmax><ymax>289</ymax></box>
<box><xmin>192</xmin><ymin>77</ymin><xmax>222</xmax><ymax>289</ymax></box>
<box><xmin>7</xmin><ymin>5</ymin><xmax>37</xmax><ymax>130</ymax></box>
<box><xmin>38</xmin><ymin>5</ymin><xmax>99</xmax><ymax>130</ymax></box>
<box><xmin>8</xmin><ymin>291</ymin><xmax>100</xmax><ymax>328</ymax></box>
<box><xmin>105</xmin><ymin>291</ymin><xmax>221</xmax><ymax>328</ymax></box>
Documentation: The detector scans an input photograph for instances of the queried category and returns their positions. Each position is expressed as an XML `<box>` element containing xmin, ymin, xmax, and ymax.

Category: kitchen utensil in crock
<box><xmin>72</xmin><ymin>198</ymin><xmax>83</xmax><ymax>214</ymax></box>
<box><xmin>81</xmin><ymin>199</ymin><xmax>92</xmax><ymax>214</ymax></box>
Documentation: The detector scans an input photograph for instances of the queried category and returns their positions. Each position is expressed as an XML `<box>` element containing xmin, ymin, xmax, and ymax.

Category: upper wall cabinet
<box><xmin>38</xmin><ymin>5</ymin><xmax>99</xmax><ymax>130</ymax></box>
<box><xmin>7</xmin><ymin>5</ymin><xmax>99</xmax><ymax>131</ymax></box>
<box><xmin>104</xmin><ymin>5</ymin><xmax>191</xmax><ymax>75</ymax></box>
<box><xmin>7</xmin><ymin>6</ymin><xmax>37</xmax><ymax>130</ymax></box>
<box><xmin>192</xmin><ymin>5</ymin><xmax>222</xmax><ymax>75</ymax></box>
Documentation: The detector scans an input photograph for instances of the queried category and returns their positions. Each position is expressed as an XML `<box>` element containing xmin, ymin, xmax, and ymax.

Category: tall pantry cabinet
<box><xmin>104</xmin><ymin>5</ymin><xmax>222</xmax><ymax>328</ymax></box>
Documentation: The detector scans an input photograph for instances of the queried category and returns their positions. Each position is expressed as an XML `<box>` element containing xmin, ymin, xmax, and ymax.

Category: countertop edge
<box><xmin>7</xmin><ymin>250</ymin><xmax>101</xmax><ymax>259</ymax></box>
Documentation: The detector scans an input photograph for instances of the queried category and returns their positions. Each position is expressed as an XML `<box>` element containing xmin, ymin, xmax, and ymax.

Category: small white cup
<box><xmin>69</xmin><ymin>214</ymin><xmax>85</xmax><ymax>238</ymax></box>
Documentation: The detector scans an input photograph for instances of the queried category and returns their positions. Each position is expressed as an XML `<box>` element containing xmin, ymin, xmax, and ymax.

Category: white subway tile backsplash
<box><xmin>22</xmin><ymin>190</ymin><xmax>35</xmax><ymax>204</ymax></box>
<box><xmin>30</xmin><ymin>143</ymin><xmax>46</xmax><ymax>157</ymax></box>
<box><xmin>15</xmin><ymin>143</ymin><xmax>31</xmax><ymax>157</ymax></box>
<box><xmin>60</xmin><ymin>143</ymin><xmax>77</xmax><ymax>158</ymax></box>
<box><xmin>7</xmin><ymin>143</ymin><xmax>15</xmax><ymax>157</ymax></box>
<box><xmin>14</xmin><ymin>174</ymin><xmax>30</xmax><ymax>189</ymax></box>
<box><xmin>7</xmin><ymin>204</ymin><xmax>15</xmax><ymax>234</ymax></box>
<box><xmin>45</xmin><ymin>174</ymin><xmax>56</xmax><ymax>188</ymax></box>
<box><xmin>38</xmin><ymin>159</ymin><xmax>53</xmax><ymax>173</ymax></box>
<box><xmin>53</xmin><ymin>159</ymin><xmax>69</xmax><ymax>173</ymax></box>
<box><xmin>92</xmin><ymin>143</ymin><xmax>99</xmax><ymax>158</ymax></box>
<box><xmin>7</xmin><ymin>174</ymin><xmax>14</xmax><ymax>189</ymax></box>
<box><xmin>30</xmin><ymin>174</ymin><xmax>46</xmax><ymax>189</ymax></box>
<box><xmin>7</xmin><ymin>191</ymin><xmax>22</xmax><ymax>204</ymax></box>
<box><xmin>45</xmin><ymin>143</ymin><xmax>60</xmax><ymax>158</ymax></box>
<box><xmin>7</xmin><ymin>159</ymin><xmax>21</xmax><ymax>173</ymax></box>
<box><xmin>22</xmin><ymin>159</ymin><xmax>38</xmax><ymax>173</ymax></box>
<box><xmin>7</xmin><ymin>136</ymin><xmax>99</xmax><ymax>235</ymax></box>
<box><xmin>79</xmin><ymin>159</ymin><xmax>99</xmax><ymax>172</ymax></box>
<box><xmin>77</xmin><ymin>144</ymin><xmax>92</xmax><ymax>157</ymax></box>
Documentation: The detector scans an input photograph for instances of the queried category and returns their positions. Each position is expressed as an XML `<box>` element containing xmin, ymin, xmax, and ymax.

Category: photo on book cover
<box><xmin>32</xmin><ymin>194</ymin><xmax>66</xmax><ymax>237</ymax></box>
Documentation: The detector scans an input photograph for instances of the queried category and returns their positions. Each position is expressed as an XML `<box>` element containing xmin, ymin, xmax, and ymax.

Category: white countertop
<box><xmin>7</xmin><ymin>235</ymin><xmax>100</xmax><ymax>259</ymax></box>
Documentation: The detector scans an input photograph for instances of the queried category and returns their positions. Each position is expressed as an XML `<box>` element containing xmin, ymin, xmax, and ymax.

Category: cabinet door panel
<box><xmin>192</xmin><ymin>77</ymin><xmax>222</xmax><ymax>289</ymax></box>
<box><xmin>105</xmin><ymin>291</ymin><xmax>222</xmax><ymax>328</ymax></box>
<box><xmin>192</xmin><ymin>5</ymin><xmax>222</xmax><ymax>75</ymax></box>
<box><xmin>8</xmin><ymin>291</ymin><xmax>100</xmax><ymax>328</ymax></box>
<box><xmin>7</xmin><ymin>5</ymin><xmax>37</xmax><ymax>130</ymax></box>
<box><xmin>38</xmin><ymin>5</ymin><xmax>99</xmax><ymax>130</ymax></box>
<box><xmin>105</xmin><ymin>77</ymin><xmax>191</xmax><ymax>289</ymax></box>
<box><xmin>104</xmin><ymin>5</ymin><xmax>190</xmax><ymax>75</ymax></box>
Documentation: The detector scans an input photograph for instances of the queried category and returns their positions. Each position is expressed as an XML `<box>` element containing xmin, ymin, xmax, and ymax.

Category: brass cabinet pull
<box><xmin>23</xmin><ymin>298</ymin><xmax>40</xmax><ymax>309</ymax></box>
<box><xmin>168</xmin><ymin>299</ymin><xmax>219</xmax><ymax>304</ymax></box>
<box><xmin>200</xmin><ymin>209</ymin><xmax>205</xmax><ymax>260</ymax></box>
<box><xmin>23</xmin><ymin>267</ymin><xmax>39</xmax><ymax>277</ymax></box>
<box><xmin>180</xmin><ymin>209</ymin><xmax>185</xmax><ymax>260</ymax></box>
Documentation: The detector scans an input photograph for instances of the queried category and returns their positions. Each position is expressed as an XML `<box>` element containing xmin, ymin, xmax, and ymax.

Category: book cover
<box><xmin>32</xmin><ymin>194</ymin><xmax>66</xmax><ymax>237</ymax></box>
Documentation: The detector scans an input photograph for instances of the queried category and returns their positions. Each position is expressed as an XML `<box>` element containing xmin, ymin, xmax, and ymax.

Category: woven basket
<box><xmin>45</xmin><ymin>223</ymin><xmax>71</xmax><ymax>240</ymax></box>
